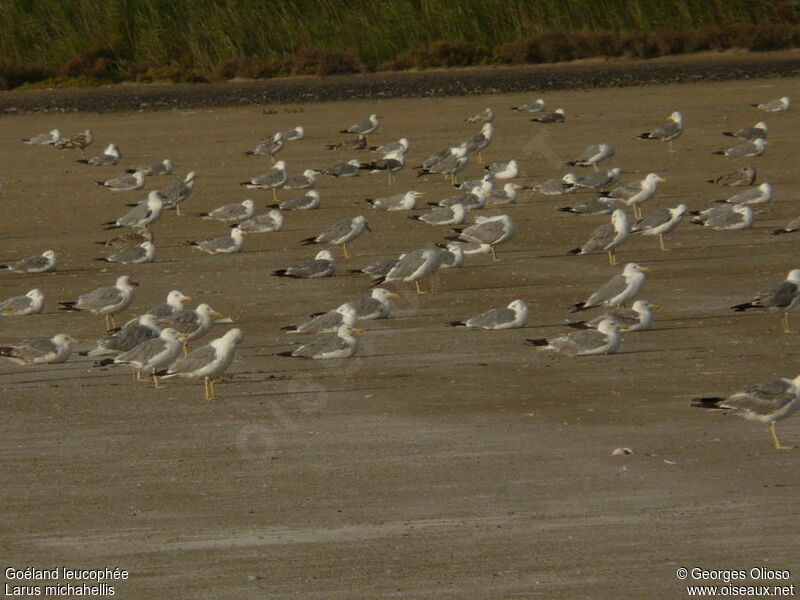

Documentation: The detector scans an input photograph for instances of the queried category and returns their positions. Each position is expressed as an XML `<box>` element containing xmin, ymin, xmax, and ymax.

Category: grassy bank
<box><xmin>1</xmin><ymin>0</ymin><xmax>798</xmax><ymax>90</ymax></box>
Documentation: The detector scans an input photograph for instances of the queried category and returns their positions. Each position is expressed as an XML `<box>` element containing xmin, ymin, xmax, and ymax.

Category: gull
<box><xmin>630</xmin><ymin>204</ymin><xmax>688</xmax><ymax>250</ymax></box>
<box><xmin>566</xmin><ymin>143</ymin><xmax>615</xmax><ymax>171</ymax></box>
<box><xmin>438</xmin><ymin>243</ymin><xmax>465</xmax><ymax>269</ymax></box>
<box><xmin>270</xmin><ymin>190</ymin><xmax>320</xmax><ymax>211</ymax></box>
<box><xmin>373</xmin><ymin>248</ymin><xmax>442</xmax><ymax>295</ymax></box>
<box><xmin>367</xmin><ymin>191</ymin><xmax>424</xmax><ymax>211</ymax></box>
<box><xmin>199</xmin><ymin>199</ymin><xmax>255</xmax><ymax>222</ymax></box>
<box><xmin>721</xmin><ymin>182</ymin><xmax>772</xmax><ymax>205</ymax></box>
<box><xmin>436</xmin><ymin>186</ymin><xmax>489</xmax><ymax>211</ymax></box>
<box><xmin>447</xmin><ymin>214</ymin><xmax>516</xmax><ymax>261</ymax></box>
<box><xmin>95</xmin><ymin>170</ymin><xmax>146</xmax><ymax>191</ymax></box>
<box><xmin>418</xmin><ymin>146</ymin><xmax>456</xmax><ymax>170</ymax></box>
<box><xmin>440</xmin><ymin>241</ymin><xmax>493</xmax><ymax>256</ymax></box>
<box><xmin>485</xmin><ymin>159</ymin><xmax>520</xmax><ymax>180</ymax></box>
<box><xmin>448</xmin><ymin>299</ymin><xmax>529</xmax><ymax>329</ymax></box>
<box><xmin>692</xmin><ymin>374</ymin><xmax>800</xmax><ymax>450</ymax></box>
<box><xmin>186</xmin><ymin>227</ymin><xmax>247</xmax><ymax>254</ymax></box>
<box><xmin>126</xmin><ymin>159</ymin><xmax>174</xmax><ymax>177</ymax></box>
<box><xmin>240</xmin><ymin>161</ymin><xmax>287</xmax><ymax>202</ymax></box>
<box><xmin>713</xmin><ymin>138</ymin><xmax>767</xmax><ymax>159</ymax></box>
<box><xmin>79</xmin><ymin>143</ymin><xmax>121</xmax><ymax>166</ymax></box>
<box><xmin>690</xmin><ymin>204</ymin><xmax>753</xmax><ymax>230</ymax></box>
<box><xmin>59</xmin><ymin>275</ymin><xmax>139</xmax><ymax>330</ymax></box>
<box><xmin>244</xmin><ymin>132</ymin><xmax>284</xmax><ymax>162</ymax></box>
<box><xmin>417</xmin><ymin>146</ymin><xmax>469</xmax><ymax>184</ymax></box>
<box><xmin>95</xmin><ymin>241</ymin><xmax>156</xmax><ymax>264</ymax></box>
<box><xmin>22</xmin><ymin>129</ymin><xmax>60</xmax><ymax>145</ymax></box>
<box><xmin>279</xmin><ymin>126</ymin><xmax>304</xmax><ymax>140</ymax></box>
<box><xmin>463</xmin><ymin>122</ymin><xmax>493</xmax><ymax>163</ymax></box>
<box><xmin>326</xmin><ymin>135</ymin><xmax>367</xmax><ymax>151</ymax></box>
<box><xmin>0</xmin><ymin>334</ymin><xmax>76</xmax><ymax>365</ymax></box>
<box><xmin>359</xmin><ymin>149</ymin><xmax>405</xmax><ymax>184</ymax></box>
<box><xmin>488</xmin><ymin>183</ymin><xmax>527</xmax><ymax>205</ymax></box>
<box><xmin>96</xmin><ymin>228</ymin><xmax>153</xmax><ymax>249</ymax></box>
<box><xmin>772</xmin><ymin>216</ymin><xmax>800</xmax><ymax>236</ymax></box>
<box><xmin>148</xmin><ymin>290</ymin><xmax>192</xmax><ymax>319</ymax></box>
<box><xmin>282</xmin><ymin>304</ymin><xmax>359</xmax><ymax>334</ymax></box>
<box><xmin>83</xmin><ymin>314</ymin><xmax>161</xmax><ymax>357</ymax></box>
<box><xmin>301</xmin><ymin>216</ymin><xmax>370</xmax><ymax>258</ymax></box>
<box><xmin>723</xmin><ymin>121</ymin><xmax>767</xmax><ymax>141</ymax></box>
<box><xmin>567</xmin><ymin>299</ymin><xmax>657</xmax><ymax>332</ymax></box>
<box><xmin>349</xmin><ymin>258</ymin><xmax>399</xmax><ymax>278</ymax></box>
<box><xmin>558</xmin><ymin>197</ymin><xmax>619</xmax><ymax>216</ymax></box>
<box><xmin>104</xmin><ymin>191</ymin><xmax>163</xmax><ymax>229</ymax></box>
<box><xmin>0</xmin><ymin>289</ymin><xmax>45</xmax><ymax>316</ymax></box>
<box><xmin>321</xmin><ymin>159</ymin><xmax>361</xmax><ymax>178</ymax></box>
<box><xmin>456</xmin><ymin>173</ymin><xmax>494</xmax><ymax>191</ymax></box>
<box><xmin>569</xmin><ymin>168</ymin><xmax>622</xmax><ymax>193</ymax></box>
<box><xmin>340</xmin><ymin>114</ymin><xmax>380</xmax><ymax>143</ymax></box>
<box><xmin>731</xmin><ymin>269</ymin><xmax>800</xmax><ymax>333</ymax></box>
<box><xmin>56</xmin><ymin>129</ymin><xmax>93</xmax><ymax>154</ymax></box>
<box><xmin>707</xmin><ymin>166</ymin><xmax>756</xmax><ymax>187</ymax></box>
<box><xmin>370</xmin><ymin>138</ymin><xmax>409</xmax><ymax>154</ymax></box>
<box><xmin>0</xmin><ymin>250</ymin><xmax>58</xmax><ymax>273</ymax></box>
<box><xmin>531</xmin><ymin>108</ymin><xmax>565</xmax><ymax>123</ymax></box>
<box><xmin>570</xmin><ymin>263</ymin><xmax>649</xmax><ymax>312</ymax></box>
<box><xmin>465</xmin><ymin>108</ymin><xmax>494</xmax><ymax>123</ymax></box>
<box><xmin>601</xmin><ymin>173</ymin><xmax>665</xmax><ymax>218</ymax></box>
<box><xmin>108</xmin><ymin>327</ymin><xmax>185</xmax><ymax>387</ymax></box>
<box><xmin>278</xmin><ymin>325</ymin><xmax>361</xmax><ymax>359</ymax></box>
<box><xmin>320</xmin><ymin>288</ymin><xmax>400</xmax><ymax>321</ymax></box>
<box><xmin>237</xmin><ymin>209</ymin><xmax>284</xmax><ymax>233</ymax></box>
<box><xmin>526</xmin><ymin>319</ymin><xmax>620</xmax><ymax>355</ymax></box>
<box><xmin>272</xmin><ymin>250</ymin><xmax>335</xmax><ymax>278</ymax></box>
<box><xmin>172</xmin><ymin>303</ymin><xmax>224</xmax><ymax>349</ymax></box>
<box><xmin>161</xmin><ymin>171</ymin><xmax>197</xmax><ymax>214</ymax></box>
<box><xmin>636</xmin><ymin>111</ymin><xmax>683</xmax><ymax>151</ymax></box>
<box><xmin>283</xmin><ymin>169</ymin><xmax>318</xmax><ymax>190</ymax></box>
<box><xmin>567</xmin><ymin>209</ymin><xmax>629</xmax><ymax>264</ymax></box>
<box><xmin>160</xmin><ymin>328</ymin><xmax>244</xmax><ymax>401</ymax></box>
<box><xmin>410</xmin><ymin>203</ymin><xmax>466</xmax><ymax>225</ymax></box>
<box><xmin>534</xmin><ymin>176</ymin><xmax>578</xmax><ymax>196</ymax></box>
<box><xmin>752</xmin><ymin>96</ymin><xmax>790</xmax><ymax>112</ymax></box>
<box><xmin>511</xmin><ymin>99</ymin><xmax>545</xmax><ymax>112</ymax></box>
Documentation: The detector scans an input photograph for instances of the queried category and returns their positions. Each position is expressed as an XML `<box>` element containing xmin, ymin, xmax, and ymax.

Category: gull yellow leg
<box><xmin>342</xmin><ymin>243</ymin><xmax>350</xmax><ymax>259</ymax></box>
<box><xmin>659</xmin><ymin>235</ymin><xmax>669</xmax><ymax>251</ymax></box>
<box><xmin>477</xmin><ymin>152</ymin><xmax>483</xmax><ymax>165</ymax></box>
<box><xmin>771</xmin><ymin>422</ymin><xmax>794</xmax><ymax>450</ymax></box>
<box><xmin>183</xmin><ymin>342</ymin><xmax>190</xmax><ymax>357</ymax></box>
<box><xmin>203</xmin><ymin>377</ymin><xmax>210</xmax><ymax>401</ymax></box>
<box><xmin>414</xmin><ymin>280</ymin><xmax>428</xmax><ymax>295</ymax></box>
<box><xmin>271</xmin><ymin>188</ymin><xmax>277</xmax><ymax>203</ymax></box>
<box><xmin>608</xmin><ymin>249</ymin><xmax>617</xmax><ymax>265</ymax></box>
<box><xmin>491</xmin><ymin>246</ymin><xmax>499</xmax><ymax>262</ymax></box>
<box><xmin>207</xmin><ymin>378</ymin><xmax>218</xmax><ymax>401</ymax></box>
<box><xmin>592</xmin><ymin>164</ymin><xmax>599</xmax><ymax>172</ymax></box>
<box><xmin>152</xmin><ymin>371</ymin><xmax>164</xmax><ymax>389</ymax></box>
<box><xmin>781</xmin><ymin>313</ymin><xmax>794</xmax><ymax>334</ymax></box>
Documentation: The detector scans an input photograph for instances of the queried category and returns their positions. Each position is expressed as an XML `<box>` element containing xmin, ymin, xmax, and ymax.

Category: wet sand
<box><xmin>2</xmin><ymin>75</ymin><xmax>800</xmax><ymax>598</ymax></box>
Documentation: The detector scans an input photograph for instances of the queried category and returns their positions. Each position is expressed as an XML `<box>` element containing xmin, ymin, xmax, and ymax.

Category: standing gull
<box><xmin>59</xmin><ymin>275</ymin><xmax>139</xmax><ymax>330</ymax></box>
<box><xmin>567</xmin><ymin>209</ymin><xmax>629</xmax><ymax>264</ymax></box>
<box><xmin>438</xmin><ymin>243</ymin><xmax>465</xmax><ymax>269</ymax></box>
<box><xmin>301</xmin><ymin>216</ymin><xmax>370</xmax><ymax>259</ymax></box>
<box><xmin>172</xmin><ymin>303</ymin><xmax>225</xmax><ymax>350</ymax></box>
<box><xmin>753</xmin><ymin>97</ymin><xmax>790</xmax><ymax>112</ymax></box>
<box><xmin>108</xmin><ymin>327</ymin><xmax>185</xmax><ymax>387</ymax></box>
<box><xmin>244</xmin><ymin>132</ymin><xmax>284</xmax><ymax>162</ymax></box>
<box><xmin>692</xmin><ymin>374</ymin><xmax>800</xmax><ymax>450</ymax></box>
<box><xmin>186</xmin><ymin>227</ymin><xmax>247</xmax><ymax>254</ymax></box>
<box><xmin>359</xmin><ymin>149</ymin><xmax>406</xmax><ymax>185</ymax></box>
<box><xmin>417</xmin><ymin>146</ymin><xmax>469</xmax><ymax>185</ymax></box>
<box><xmin>104</xmin><ymin>191</ymin><xmax>163</xmax><ymax>230</ymax></box>
<box><xmin>373</xmin><ymin>248</ymin><xmax>442</xmax><ymax>295</ymax></box>
<box><xmin>278</xmin><ymin>325</ymin><xmax>361</xmax><ymax>360</ymax></box>
<box><xmin>448</xmin><ymin>299</ymin><xmax>529</xmax><ymax>329</ymax></box>
<box><xmin>463</xmin><ymin>123</ymin><xmax>493</xmax><ymax>164</ymax></box>
<box><xmin>272</xmin><ymin>250</ymin><xmax>335</xmax><ymax>278</ymax></box>
<box><xmin>566</xmin><ymin>143</ymin><xmax>615</xmax><ymax>171</ymax></box>
<box><xmin>83</xmin><ymin>314</ymin><xmax>161</xmax><ymax>358</ymax></box>
<box><xmin>526</xmin><ymin>319</ymin><xmax>621</xmax><ymax>356</ymax></box>
<box><xmin>446</xmin><ymin>214</ymin><xmax>516</xmax><ymax>261</ymax></box>
<box><xmin>630</xmin><ymin>204</ymin><xmax>688</xmax><ymax>251</ymax></box>
<box><xmin>161</xmin><ymin>171</ymin><xmax>197</xmax><ymax>214</ymax></box>
<box><xmin>570</xmin><ymin>263</ymin><xmax>649</xmax><ymax>313</ymax></box>
<box><xmin>0</xmin><ymin>250</ymin><xmax>58</xmax><ymax>273</ymax></box>
<box><xmin>240</xmin><ymin>161</ymin><xmax>287</xmax><ymax>202</ymax></box>
<box><xmin>160</xmin><ymin>328</ymin><xmax>244</xmax><ymax>401</ymax></box>
<box><xmin>636</xmin><ymin>111</ymin><xmax>683</xmax><ymax>151</ymax></box>
<box><xmin>283</xmin><ymin>169</ymin><xmax>318</xmax><ymax>190</ymax></box>
<box><xmin>731</xmin><ymin>269</ymin><xmax>800</xmax><ymax>333</ymax></box>
<box><xmin>340</xmin><ymin>114</ymin><xmax>380</xmax><ymax>142</ymax></box>
<box><xmin>0</xmin><ymin>289</ymin><xmax>45</xmax><ymax>316</ymax></box>
<box><xmin>0</xmin><ymin>334</ymin><xmax>76</xmax><ymax>365</ymax></box>
<box><xmin>601</xmin><ymin>173</ymin><xmax>665</xmax><ymax>218</ymax></box>
<box><xmin>57</xmin><ymin>129</ymin><xmax>93</xmax><ymax>154</ymax></box>
<box><xmin>713</xmin><ymin>138</ymin><xmax>767</xmax><ymax>159</ymax></box>
<box><xmin>148</xmin><ymin>290</ymin><xmax>192</xmax><ymax>319</ymax></box>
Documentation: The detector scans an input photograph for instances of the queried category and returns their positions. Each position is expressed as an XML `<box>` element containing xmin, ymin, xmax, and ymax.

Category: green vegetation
<box><xmin>1</xmin><ymin>0</ymin><xmax>797</xmax><ymax>89</ymax></box>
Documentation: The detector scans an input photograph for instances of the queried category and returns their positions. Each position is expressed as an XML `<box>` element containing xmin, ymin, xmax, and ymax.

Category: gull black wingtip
<box><xmin>525</xmin><ymin>338</ymin><xmax>549</xmax><ymax>346</ymax></box>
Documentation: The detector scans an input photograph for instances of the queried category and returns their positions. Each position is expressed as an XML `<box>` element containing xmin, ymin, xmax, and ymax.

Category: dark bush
<box><xmin>212</xmin><ymin>56</ymin><xmax>280</xmax><ymax>81</ymax></box>
<box><xmin>0</xmin><ymin>63</ymin><xmax>56</xmax><ymax>90</ymax></box>
<box><xmin>396</xmin><ymin>41</ymin><xmax>489</xmax><ymax>69</ymax></box>
<box><xmin>61</xmin><ymin>44</ymin><xmax>119</xmax><ymax>80</ymax></box>
<box><xmin>290</xmin><ymin>47</ymin><xmax>361</xmax><ymax>76</ymax></box>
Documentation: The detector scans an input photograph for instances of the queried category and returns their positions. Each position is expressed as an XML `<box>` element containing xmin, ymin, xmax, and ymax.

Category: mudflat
<box><xmin>2</xmin><ymin>73</ymin><xmax>799</xmax><ymax>598</ymax></box>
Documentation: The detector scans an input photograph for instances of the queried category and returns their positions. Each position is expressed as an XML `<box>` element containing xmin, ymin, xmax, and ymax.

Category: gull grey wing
<box><xmin>634</xmin><ymin>208</ymin><xmax>671</xmax><ymax>231</ymax></box>
<box><xmin>586</xmin><ymin>274</ymin><xmax>628</xmax><ymax>306</ymax></box>
<box><xmin>468</xmin><ymin>307</ymin><xmax>516</xmax><ymax>328</ymax></box>
<box><xmin>461</xmin><ymin>220</ymin><xmax>505</xmax><ymax>244</ymax></box>
<box><xmin>316</xmin><ymin>219</ymin><xmax>354</xmax><ymax>243</ymax></box>
<box><xmin>169</xmin><ymin>345</ymin><xmax>217</xmax><ymax>374</ymax></box>
<box><xmin>724</xmin><ymin>379</ymin><xmax>796</xmax><ymax>415</ymax></box>
<box><xmin>77</xmin><ymin>286</ymin><xmax>123</xmax><ymax>311</ymax></box>
<box><xmin>294</xmin><ymin>335</ymin><xmax>349</xmax><ymax>358</ymax></box>
<box><xmin>581</xmin><ymin>223</ymin><xmax>616</xmax><ymax>253</ymax></box>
